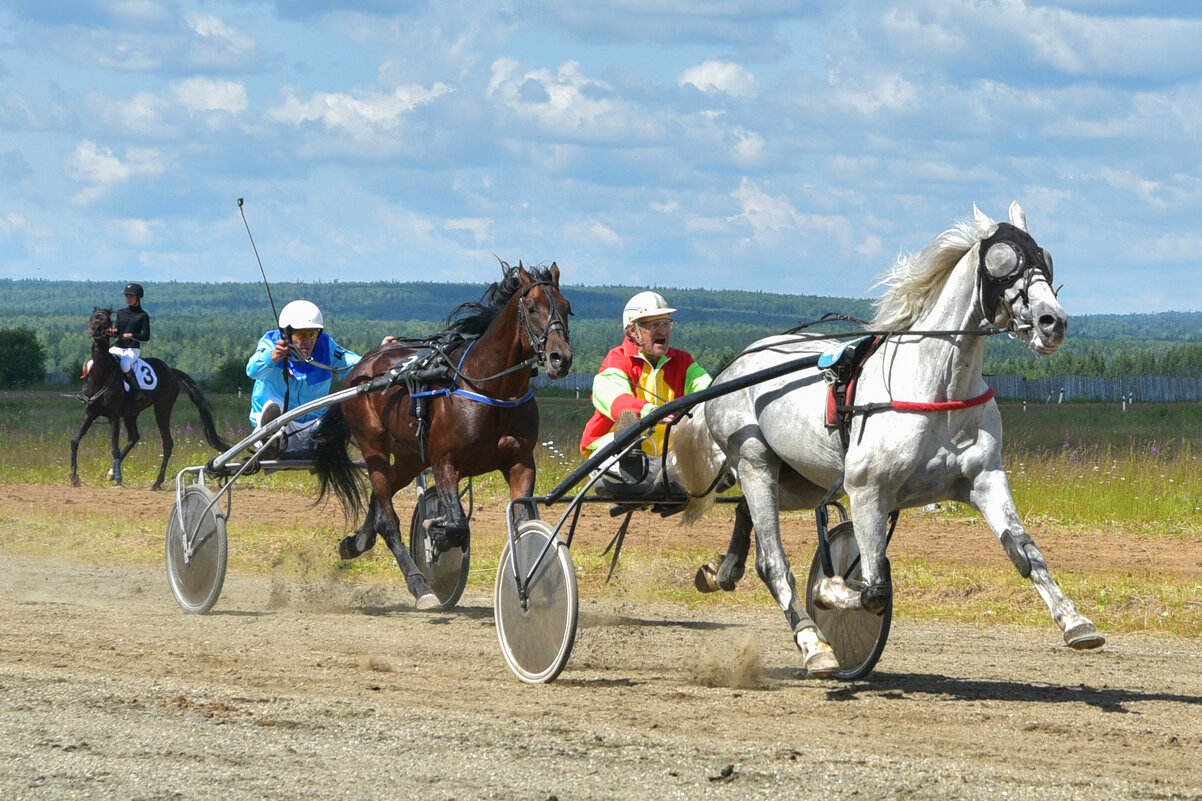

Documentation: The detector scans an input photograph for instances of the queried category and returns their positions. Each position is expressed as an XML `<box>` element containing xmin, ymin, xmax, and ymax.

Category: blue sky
<box><xmin>1</xmin><ymin>1</ymin><xmax>1200</xmax><ymax>314</ymax></box>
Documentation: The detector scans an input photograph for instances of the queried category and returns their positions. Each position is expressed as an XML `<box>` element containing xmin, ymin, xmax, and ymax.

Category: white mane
<box><xmin>870</xmin><ymin>219</ymin><xmax>980</xmax><ymax>331</ymax></box>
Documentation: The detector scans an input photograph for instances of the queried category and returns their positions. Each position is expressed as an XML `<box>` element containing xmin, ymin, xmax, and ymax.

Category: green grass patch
<box><xmin>3</xmin><ymin>391</ymin><xmax>1200</xmax><ymax>638</ymax></box>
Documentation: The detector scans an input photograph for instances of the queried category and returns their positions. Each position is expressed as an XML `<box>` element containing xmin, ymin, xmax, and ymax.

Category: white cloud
<box><xmin>728</xmin><ymin>178</ymin><xmax>802</xmax><ymax>233</ymax></box>
<box><xmin>487</xmin><ymin>59</ymin><xmax>664</xmax><ymax>144</ymax></box>
<box><xmin>65</xmin><ymin>140</ymin><xmax>170</xmax><ymax>203</ymax></box>
<box><xmin>170</xmin><ymin>77</ymin><xmax>249</xmax><ymax>115</ymax></box>
<box><xmin>446</xmin><ymin>217</ymin><xmax>492</xmax><ymax>244</ymax></box>
<box><xmin>870</xmin><ymin>0</ymin><xmax>1202</xmax><ymax>81</ymax></box>
<box><xmin>563</xmin><ymin>219</ymin><xmax>622</xmax><ymax>248</ymax></box>
<box><xmin>107</xmin><ymin>217</ymin><xmax>162</xmax><ymax>247</ymax></box>
<box><xmin>182</xmin><ymin>12</ymin><xmax>261</xmax><ymax>70</ymax></box>
<box><xmin>679</xmin><ymin>60</ymin><xmax>758</xmax><ymax>97</ymax></box>
<box><xmin>269</xmin><ymin>83</ymin><xmax>451</xmax><ymax>139</ymax></box>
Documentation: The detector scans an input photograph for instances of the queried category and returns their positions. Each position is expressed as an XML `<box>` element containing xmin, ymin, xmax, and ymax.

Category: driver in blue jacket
<box><xmin>246</xmin><ymin>299</ymin><xmax>363</xmax><ymax>458</ymax></box>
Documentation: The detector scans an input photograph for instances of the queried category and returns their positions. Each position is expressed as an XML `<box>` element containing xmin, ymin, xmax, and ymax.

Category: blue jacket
<box><xmin>246</xmin><ymin>330</ymin><xmax>361</xmax><ymax>426</ymax></box>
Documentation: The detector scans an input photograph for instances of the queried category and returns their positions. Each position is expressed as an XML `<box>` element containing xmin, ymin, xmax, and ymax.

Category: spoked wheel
<box><xmin>495</xmin><ymin>519</ymin><xmax>578</xmax><ymax>683</ymax></box>
<box><xmin>407</xmin><ymin>476</ymin><xmax>471</xmax><ymax>611</ymax></box>
<box><xmin>805</xmin><ymin>520</ymin><xmax>891</xmax><ymax>680</ymax></box>
<box><xmin>166</xmin><ymin>484</ymin><xmax>228</xmax><ymax>614</ymax></box>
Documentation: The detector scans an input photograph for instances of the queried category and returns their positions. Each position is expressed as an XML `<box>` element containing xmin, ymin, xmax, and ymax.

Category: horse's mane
<box><xmin>870</xmin><ymin>219</ymin><xmax>980</xmax><ymax>331</ymax></box>
<box><xmin>445</xmin><ymin>262</ymin><xmax>554</xmax><ymax>338</ymax></box>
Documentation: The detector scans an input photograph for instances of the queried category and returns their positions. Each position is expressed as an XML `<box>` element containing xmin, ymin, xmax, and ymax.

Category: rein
<box><xmin>77</xmin><ymin>313</ymin><xmax>120</xmax><ymax>405</ymax></box>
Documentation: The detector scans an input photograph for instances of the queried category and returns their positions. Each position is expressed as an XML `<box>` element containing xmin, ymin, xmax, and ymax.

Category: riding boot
<box><xmin>613</xmin><ymin>410</ymin><xmax>648</xmax><ymax>483</ymax></box>
<box><xmin>257</xmin><ymin>401</ymin><xmax>283</xmax><ymax>460</ymax></box>
<box><xmin>123</xmin><ymin>369</ymin><xmax>144</xmax><ymax>402</ymax></box>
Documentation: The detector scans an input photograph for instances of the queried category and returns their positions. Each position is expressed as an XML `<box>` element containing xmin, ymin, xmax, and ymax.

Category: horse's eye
<box><xmin>984</xmin><ymin>242</ymin><xmax>1020</xmax><ymax>280</ymax></box>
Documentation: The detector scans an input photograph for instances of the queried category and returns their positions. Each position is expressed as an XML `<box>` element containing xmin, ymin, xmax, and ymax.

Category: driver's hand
<box><xmin>271</xmin><ymin>338</ymin><xmax>291</xmax><ymax>363</ymax></box>
<box><xmin>381</xmin><ymin>335</ymin><xmax>398</xmax><ymax>346</ymax></box>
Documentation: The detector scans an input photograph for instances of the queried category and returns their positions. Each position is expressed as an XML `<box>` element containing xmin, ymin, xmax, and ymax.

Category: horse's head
<box><xmin>517</xmin><ymin>262</ymin><xmax>573</xmax><ymax>379</ymax></box>
<box><xmin>973</xmin><ymin>202</ymin><xmax>1066</xmax><ymax>355</ymax></box>
<box><xmin>89</xmin><ymin>307</ymin><xmax>114</xmax><ymax>342</ymax></box>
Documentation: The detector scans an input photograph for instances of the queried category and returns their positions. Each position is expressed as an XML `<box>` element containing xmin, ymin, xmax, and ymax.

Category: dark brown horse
<box><xmin>313</xmin><ymin>263</ymin><xmax>573</xmax><ymax>608</ymax></box>
<box><xmin>70</xmin><ymin>307</ymin><xmax>231</xmax><ymax>490</ymax></box>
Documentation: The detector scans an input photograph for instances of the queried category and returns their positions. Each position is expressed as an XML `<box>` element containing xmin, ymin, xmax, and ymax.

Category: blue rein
<box><xmin>410</xmin><ymin>340</ymin><xmax>535</xmax><ymax>408</ymax></box>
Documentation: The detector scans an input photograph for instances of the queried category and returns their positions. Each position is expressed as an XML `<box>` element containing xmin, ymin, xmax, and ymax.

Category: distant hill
<box><xmin>1</xmin><ymin>278</ymin><xmax>1198</xmax><ymax>380</ymax></box>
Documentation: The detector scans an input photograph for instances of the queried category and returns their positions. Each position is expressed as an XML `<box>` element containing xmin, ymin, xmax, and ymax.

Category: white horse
<box><xmin>671</xmin><ymin>202</ymin><xmax>1104</xmax><ymax>677</ymax></box>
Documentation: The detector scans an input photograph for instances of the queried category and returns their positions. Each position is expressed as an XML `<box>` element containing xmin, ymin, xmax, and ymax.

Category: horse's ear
<box><xmin>1008</xmin><ymin>201</ymin><xmax>1028</xmax><ymax>232</ymax></box>
<box><xmin>973</xmin><ymin>203</ymin><xmax>997</xmax><ymax>237</ymax></box>
<box><xmin>517</xmin><ymin>261</ymin><xmax>532</xmax><ymax>284</ymax></box>
<box><xmin>549</xmin><ymin>261</ymin><xmax>560</xmax><ymax>284</ymax></box>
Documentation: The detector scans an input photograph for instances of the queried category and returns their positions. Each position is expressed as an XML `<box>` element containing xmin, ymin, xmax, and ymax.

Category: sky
<box><xmin>1</xmin><ymin>0</ymin><xmax>1200</xmax><ymax>315</ymax></box>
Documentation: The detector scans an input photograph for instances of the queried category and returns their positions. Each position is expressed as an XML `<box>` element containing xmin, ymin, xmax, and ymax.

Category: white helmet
<box><xmin>622</xmin><ymin>291</ymin><xmax>676</xmax><ymax>328</ymax></box>
<box><xmin>279</xmin><ymin>300</ymin><xmax>324</xmax><ymax>331</ymax></box>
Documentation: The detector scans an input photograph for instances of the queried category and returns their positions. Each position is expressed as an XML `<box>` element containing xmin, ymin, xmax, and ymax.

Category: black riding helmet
<box><xmin>123</xmin><ymin>282</ymin><xmax>144</xmax><ymax>299</ymax></box>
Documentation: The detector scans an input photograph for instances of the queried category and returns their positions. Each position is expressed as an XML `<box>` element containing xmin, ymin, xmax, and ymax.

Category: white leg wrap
<box><xmin>795</xmin><ymin>627</ymin><xmax>839</xmax><ymax>677</ymax></box>
<box><xmin>813</xmin><ymin>575</ymin><xmax>862</xmax><ymax>611</ymax></box>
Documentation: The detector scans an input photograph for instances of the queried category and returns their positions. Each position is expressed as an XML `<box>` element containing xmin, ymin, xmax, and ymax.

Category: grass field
<box><xmin>2</xmin><ymin>389</ymin><xmax>1199</xmax><ymax>636</ymax></box>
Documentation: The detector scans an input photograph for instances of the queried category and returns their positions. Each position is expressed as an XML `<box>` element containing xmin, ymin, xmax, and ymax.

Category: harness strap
<box><xmin>839</xmin><ymin>386</ymin><xmax>996</xmax><ymax>417</ymax></box>
<box><xmin>411</xmin><ymin>386</ymin><xmax>535</xmax><ymax>408</ymax></box>
<box><xmin>890</xmin><ymin>386</ymin><xmax>995</xmax><ymax>412</ymax></box>
<box><xmin>411</xmin><ymin>340</ymin><xmax>536</xmax><ymax>407</ymax></box>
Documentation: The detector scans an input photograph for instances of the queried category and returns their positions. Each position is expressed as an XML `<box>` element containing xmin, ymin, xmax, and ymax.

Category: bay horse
<box><xmin>313</xmin><ymin>262</ymin><xmax>573</xmax><ymax>609</ymax></box>
<box><xmin>671</xmin><ymin>202</ymin><xmax>1104</xmax><ymax>676</ymax></box>
<box><xmin>71</xmin><ymin>307</ymin><xmax>232</xmax><ymax>490</ymax></box>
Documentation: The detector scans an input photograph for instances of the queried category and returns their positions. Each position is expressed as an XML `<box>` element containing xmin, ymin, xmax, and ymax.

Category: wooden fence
<box><xmin>533</xmin><ymin>372</ymin><xmax>1202</xmax><ymax>403</ymax></box>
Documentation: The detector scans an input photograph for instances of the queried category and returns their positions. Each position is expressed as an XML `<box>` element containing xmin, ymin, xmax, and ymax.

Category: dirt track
<box><xmin>2</xmin><ymin>483</ymin><xmax>1201</xmax><ymax>800</ymax></box>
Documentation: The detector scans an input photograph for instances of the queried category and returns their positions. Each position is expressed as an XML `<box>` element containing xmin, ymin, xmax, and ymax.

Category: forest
<box><xmin>1</xmin><ymin>277</ymin><xmax>1199</xmax><ymax>389</ymax></box>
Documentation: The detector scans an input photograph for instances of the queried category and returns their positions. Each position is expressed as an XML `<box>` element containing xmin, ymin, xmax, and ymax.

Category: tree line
<box><xmin>1</xmin><ymin>278</ymin><xmax>1198</xmax><ymax>390</ymax></box>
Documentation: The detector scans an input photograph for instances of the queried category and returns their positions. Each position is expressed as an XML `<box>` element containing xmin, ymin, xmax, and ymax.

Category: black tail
<box><xmin>173</xmin><ymin>369</ymin><xmax>233</xmax><ymax>452</ymax></box>
<box><xmin>312</xmin><ymin>404</ymin><xmax>365</xmax><ymax>519</ymax></box>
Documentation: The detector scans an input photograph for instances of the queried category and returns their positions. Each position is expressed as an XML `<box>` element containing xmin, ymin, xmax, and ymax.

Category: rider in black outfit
<box><xmin>108</xmin><ymin>282</ymin><xmax>150</xmax><ymax>402</ymax></box>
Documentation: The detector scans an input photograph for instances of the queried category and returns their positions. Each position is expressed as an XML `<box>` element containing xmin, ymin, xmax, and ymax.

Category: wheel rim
<box><xmin>409</xmin><ymin>490</ymin><xmax>469</xmax><ymax>610</ymax></box>
<box><xmin>165</xmin><ymin>485</ymin><xmax>228</xmax><ymax>614</ymax></box>
<box><xmin>495</xmin><ymin>520</ymin><xmax>578</xmax><ymax>683</ymax></box>
<box><xmin>806</xmin><ymin>520</ymin><xmax>891</xmax><ymax>680</ymax></box>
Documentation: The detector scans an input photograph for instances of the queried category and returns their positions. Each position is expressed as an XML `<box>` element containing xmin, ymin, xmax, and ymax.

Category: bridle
<box><xmin>78</xmin><ymin>309</ymin><xmax>120</xmax><ymax>405</ymax></box>
<box><xmin>409</xmin><ymin>275</ymin><xmax>572</xmax><ymax>410</ymax></box>
<box><xmin>516</xmin><ymin>277</ymin><xmax>570</xmax><ymax>370</ymax></box>
<box><xmin>974</xmin><ymin>222</ymin><xmax>1058</xmax><ymax>335</ymax></box>
<box><xmin>451</xmin><ymin>275</ymin><xmax>571</xmax><ymax>384</ymax></box>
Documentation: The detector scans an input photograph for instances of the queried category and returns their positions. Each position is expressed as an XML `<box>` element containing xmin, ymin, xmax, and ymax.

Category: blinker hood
<box><xmin>977</xmin><ymin>222</ymin><xmax>1054</xmax><ymax>320</ymax></box>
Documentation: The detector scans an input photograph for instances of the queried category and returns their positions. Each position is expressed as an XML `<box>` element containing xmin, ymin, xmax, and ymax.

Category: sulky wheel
<box><xmin>166</xmin><ymin>484</ymin><xmax>228</xmax><ymax>614</ymax></box>
<box><xmin>495</xmin><ymin>519</ymin><xmax>578</xmax><ymax>684</ymax></box>
<box><xmin>407</xmin><ymin>477</ymin><xmax>470</xmax><ymax>611</ymax></box>
<box><xmin>805</xmin><ymin>519</ymin><xmax>891</xmax><ymax>680</ymax></box>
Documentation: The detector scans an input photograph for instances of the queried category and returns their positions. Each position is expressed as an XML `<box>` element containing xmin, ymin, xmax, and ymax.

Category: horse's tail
<box><xmin>667</xmin><ymin>404</ymin><xmax>727</xmax><ymax>526</ymax></box>
<box><xmin>311</xmin><ymin>404</ymin><xmax>365</xmax><ymax>520</ymax></box>
<box><xmin>173</xmin><ymin>369</ymin><xmax>233</xmax><ymax>452</ymax></box>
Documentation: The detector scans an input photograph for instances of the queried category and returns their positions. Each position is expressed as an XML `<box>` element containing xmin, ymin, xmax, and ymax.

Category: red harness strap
<box><xmin>891</xmin><ymin>386</ymin><xmax>995</xmax><ymax>412</ymax></box>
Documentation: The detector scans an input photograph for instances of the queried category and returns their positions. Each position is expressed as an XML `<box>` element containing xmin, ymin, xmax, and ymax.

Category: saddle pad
<box><xmin>817</xmin><ymin>336</ymin><xmax>870</xmax><ymax>369</ymax></box>
<box><xmin>82</xmin><ymin>357</ymin><xmax>159</xmax><ymax>390</ymax></box>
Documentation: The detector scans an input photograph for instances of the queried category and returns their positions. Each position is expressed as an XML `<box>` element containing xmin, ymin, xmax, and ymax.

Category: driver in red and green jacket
<box><xmin>580</xmin><ymin>291</ymin><xmax>712</xmax><ymax>459</ymax></box>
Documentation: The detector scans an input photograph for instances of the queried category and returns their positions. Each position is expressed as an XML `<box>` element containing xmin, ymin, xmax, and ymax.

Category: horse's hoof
<box><xmin>694</xmin><ymin>560</ymin><xmax>722</xmax><ymax>593</ymax></box>
<box><xmin>1064</xmin><ymin>621</ymin><xmax>1106</xmax><ymax>650</ymax></box>
<box><xmin>860</xmin><ymin>581</ymin><xmax>892</xmax><ymax>616</ymax></box>
<box><xmin>805</xmin><ymin>649</ymin><xmax>841</xmax><ymax>678</ymax></box>
<box><xmin>414</xmin><ymin>593</ymin><xmax>440</xmax><ymax>611</ymax></box>
<box><xmin>106</xmin><ymin>469</ymin><xmax>115</xmax><ymax>481</ymax></box>
<box><xmin>795</xmin><ymin>628</ymin><xmax>840</xmax><ymax>678</ymax></box>
<box><xmin>338</xmin><ymin>537</ymin><xmax>359</xmax><ymax>560</ymax></box>
<box><xmin>70</xmin><ymin>476</ymin><xmax>80</xmax><ymax>488</ymax></box>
